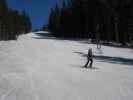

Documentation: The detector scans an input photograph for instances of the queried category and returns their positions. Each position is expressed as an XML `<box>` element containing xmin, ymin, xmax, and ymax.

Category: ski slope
<box><xmin>0</xmin><ymin>32</ymin><xmax>133</xmax><ymax>100</ymax></box>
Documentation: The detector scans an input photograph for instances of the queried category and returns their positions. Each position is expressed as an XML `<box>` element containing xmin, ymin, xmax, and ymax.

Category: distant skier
<box><xmin>84</xmin><ymin>48</ymin><xmax>93</xmax><ymax>68</ymax></box>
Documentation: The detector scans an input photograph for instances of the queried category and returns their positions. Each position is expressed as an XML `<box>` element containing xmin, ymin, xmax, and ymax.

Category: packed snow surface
<box><xmin>0</xmin><ymin>32</ymin><xmax>133</xmax><ymax>100</ymax></box>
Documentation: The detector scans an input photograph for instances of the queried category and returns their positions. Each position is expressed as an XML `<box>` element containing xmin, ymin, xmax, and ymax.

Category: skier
<box><xmin>84</xmin><ymin>48</ymin><xmax>93</xmax><ymax>68</ymax></box>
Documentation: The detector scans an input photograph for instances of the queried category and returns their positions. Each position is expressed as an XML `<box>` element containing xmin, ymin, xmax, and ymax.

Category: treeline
<box><xmin>48</xmin><ymin>0</ymin><xmax>133</xmax><ymax>45</ymax></box>
<box><xmin>0</xmin><ymin>0</ymin><xmax>31</xmax><ymax>40</ymax></box>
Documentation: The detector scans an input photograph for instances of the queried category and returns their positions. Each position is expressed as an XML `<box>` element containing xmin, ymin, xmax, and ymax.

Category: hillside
<box><xmin>0</xmin><ymin>32</ymin><xmax>133</xmax><ymax>100</ymax></box>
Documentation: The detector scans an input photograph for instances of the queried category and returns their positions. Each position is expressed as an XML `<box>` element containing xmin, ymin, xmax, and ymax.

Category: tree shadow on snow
<box><xmin>32</xmin><ymin>33</ymin><xmax>92</xmax><ymax>42</ymax></box>
<box><xmin>74</xmin><ymin>51</ymin><xmax>133</xmax><ymax>66</ymax></box>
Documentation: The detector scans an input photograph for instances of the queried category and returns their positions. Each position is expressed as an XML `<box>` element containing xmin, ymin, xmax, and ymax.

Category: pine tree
<box><xmin>0</xmin><ymin>0</ymin><xmax>32</xmax><ymax>40</ymax></box>
<box><xmin>47</xmin><ymin>0</ymin><xmax>133</xmax><ymax>45</ymax></box>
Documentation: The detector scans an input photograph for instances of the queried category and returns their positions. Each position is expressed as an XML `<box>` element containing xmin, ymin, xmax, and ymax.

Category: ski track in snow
<box><xmin>0</xmin><ymin>33</ymin><xmax>133</xmax><ymax>100</ymax></box>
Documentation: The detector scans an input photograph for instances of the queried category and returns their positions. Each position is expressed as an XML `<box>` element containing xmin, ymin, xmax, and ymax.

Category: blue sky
<box><xmin>7</xmin><ymin>0</ymin><xmax>60</xmax><ymax>30</ymax></box>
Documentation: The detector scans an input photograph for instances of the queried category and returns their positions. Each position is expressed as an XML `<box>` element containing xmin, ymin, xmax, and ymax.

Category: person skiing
<box><xmin>84</xmin><ymin>48</ymin><xmax>93</xmax><ymax>68</ymax></box>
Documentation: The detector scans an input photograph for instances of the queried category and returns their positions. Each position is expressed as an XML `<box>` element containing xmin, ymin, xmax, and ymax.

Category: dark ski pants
<box><xmin>84</xmin><ymin>58</ymin><xmax>93</xmax><ymax>68</ymax></box>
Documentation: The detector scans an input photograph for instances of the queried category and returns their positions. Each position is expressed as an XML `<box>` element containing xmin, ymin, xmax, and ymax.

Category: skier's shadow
<box><xmin>73</xmin><ymin>51</ymin><xmax>133</xmax><ymax>66</ymax></box>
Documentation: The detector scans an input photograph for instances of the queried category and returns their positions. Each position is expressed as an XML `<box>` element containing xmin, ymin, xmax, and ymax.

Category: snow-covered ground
<box><xmin>0</xmin><ymin>32</ymin><xmax>133</xmax><ymax>100</ymax></box>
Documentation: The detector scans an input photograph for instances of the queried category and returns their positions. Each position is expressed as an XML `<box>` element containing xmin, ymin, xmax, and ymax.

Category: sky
<box><xmin>7</xmin><ymin>0</ymin><xmax>60</xmax><ymax>30</ymax></box>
